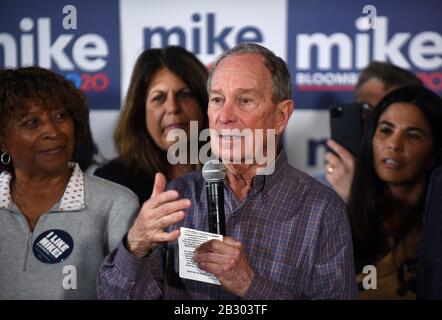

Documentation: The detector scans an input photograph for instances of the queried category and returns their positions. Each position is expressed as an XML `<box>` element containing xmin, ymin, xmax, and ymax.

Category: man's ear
<box><xmin>274</xmin><ymin>99</ymin><xmax>294</xmax><ymax>136</ymax></box>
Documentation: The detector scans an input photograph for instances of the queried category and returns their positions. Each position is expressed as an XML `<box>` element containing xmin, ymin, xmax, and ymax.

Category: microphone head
<box><xmin>202</xmin><ymin>159</ymin><xmax>226</xmax><ymax>182</ymax></box>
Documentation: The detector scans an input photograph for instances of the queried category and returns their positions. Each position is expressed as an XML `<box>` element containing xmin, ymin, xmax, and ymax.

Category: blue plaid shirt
<box><xmin>97</xmin><ymin>149</ymin><xmax>358</xmax><ymax>299</ymax></box>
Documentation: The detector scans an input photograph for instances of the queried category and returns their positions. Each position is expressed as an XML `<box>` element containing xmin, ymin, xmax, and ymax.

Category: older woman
<box><xmin>0</xmin><ymin>67</ymin><xmax>138</xmax><ymax>299</ymax></box>
<box><xmin>94</xmin><ymin>46</ymin><xmax>208</xmax><ymax>204</ymax></box>
<box><xmin>348</xmin><ymin>86</ymin><xmax>442</xmax><ymax>299</ymax></box>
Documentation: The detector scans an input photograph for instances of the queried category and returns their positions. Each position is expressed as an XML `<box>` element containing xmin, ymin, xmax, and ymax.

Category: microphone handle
<box><xmin>206</xmin><ymin>181</ymin><xmax>226</xmax><ymax>235</ymax></box>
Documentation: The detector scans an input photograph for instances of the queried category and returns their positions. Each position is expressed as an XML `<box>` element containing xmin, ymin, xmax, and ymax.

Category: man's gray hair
<box><xmin>207</xmin><ymin>43</ymin><xmax>292</xmax><ymax>104</ymax></box>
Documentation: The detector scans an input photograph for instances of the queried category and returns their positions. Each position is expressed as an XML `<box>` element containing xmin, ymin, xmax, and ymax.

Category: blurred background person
<box><xmin>94</xmin><ymin>46</ymin><xmax>209</xmax><ymax>204</ymax></box>
<box><xmin>347</xmin><ymin>86</ymin><xmax>442</xmax><ymax>299</ymax></box>
<box><xmin>0</xmin><ymin>67</ymin><xmax>138</xmax><ymax>299</ymax></box>
<box><xmin>418</xmin><ymin>164</ymin><xmax>442</xmax><ymax>299</ymax></box>
<box><xmin>324</xmin><ymin>61</ymin><xmax>423</xmax><ymax>201</ymax></box>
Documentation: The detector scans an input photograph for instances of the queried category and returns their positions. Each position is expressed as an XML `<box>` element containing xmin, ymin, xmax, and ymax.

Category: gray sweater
<box><xmin>0</xmin><ymin>164</ymin><xmax>139</xmax><ymax>299</ymax></box>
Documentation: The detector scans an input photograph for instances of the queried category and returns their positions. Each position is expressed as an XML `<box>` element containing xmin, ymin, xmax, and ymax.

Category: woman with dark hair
<box><xmin>325</xmin><ymin>61</ymin><xmax>423</xmax><ymax>201</ymax></box>
<box><xmin>348</xmin><ymin>86</ymin><xmax>442</xmax><ymax>299</ymax></box>
<box><xmin>95</xmin><ymin>46</ymin><xmax>208</xmax><ymax>204</ymax></box>
<box><xmin>0</xmin><ymin>67</ymin><xmax>138</xmax><ymax>299</ymax></box>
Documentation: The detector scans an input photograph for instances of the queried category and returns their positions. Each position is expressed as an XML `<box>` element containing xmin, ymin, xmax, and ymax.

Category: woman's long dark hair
<box><xmin>348</xmin><ymin>86</ymin><xmax>442</xmax><ymax>271</ymax></box>
<box><xmin>114</xmin><ymin>46</ymin><xmax>209</xmax><ymax>176</ymax></box>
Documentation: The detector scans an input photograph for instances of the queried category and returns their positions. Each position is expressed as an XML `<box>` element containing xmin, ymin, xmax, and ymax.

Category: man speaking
<box><xmin>97</xmin><ymin>43</ymin><xmax>358</xmax><ymax>299</ymax></box>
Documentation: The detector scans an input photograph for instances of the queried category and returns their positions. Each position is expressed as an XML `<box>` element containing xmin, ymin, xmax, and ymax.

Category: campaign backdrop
<box><xmin>1</xmin><ymin>0</ymin><xmax>441</xmax><ymax>173</ymax></box>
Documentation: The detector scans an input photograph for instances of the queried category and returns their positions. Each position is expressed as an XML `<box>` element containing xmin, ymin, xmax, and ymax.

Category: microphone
<box><xmin>202</xmin><ymin>160</ymin><xmax>226</xmax><ymax>235</ymax></box>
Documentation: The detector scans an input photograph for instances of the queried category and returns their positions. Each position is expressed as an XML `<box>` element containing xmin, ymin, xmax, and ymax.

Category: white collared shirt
<box><xmin>0</xmin><ymin>162</ymin><xmax>85</xmax><ymax>212</ymax></box>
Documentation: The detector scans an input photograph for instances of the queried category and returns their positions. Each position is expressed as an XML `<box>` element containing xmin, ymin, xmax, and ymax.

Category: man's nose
<box><xmin>218</xmin><ymin>99</ymin><xmax>237</xmax><ymax>124</ymax></box>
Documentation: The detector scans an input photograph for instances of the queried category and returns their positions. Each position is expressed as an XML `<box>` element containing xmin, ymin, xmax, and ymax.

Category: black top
<box><xmin>94</xmin><ymin>158</ymin><xmax>154</xmax><ymax>205</ymax></box>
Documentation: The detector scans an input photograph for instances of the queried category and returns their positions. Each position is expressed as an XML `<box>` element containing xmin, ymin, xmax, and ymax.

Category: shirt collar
<box><xmin>0</xmin><ymin>162</ymin><xmax>85</xmax><ymax>212</ymax></box>
<box><xmin>198</xmin><ymin>148</ymin><xmax>289</xmax><ymax>205</ymax></box>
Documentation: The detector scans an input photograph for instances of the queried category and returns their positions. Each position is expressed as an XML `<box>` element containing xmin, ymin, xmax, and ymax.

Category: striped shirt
<box><xmin>97</xmin><ymin>150</ymin><xmax>358</xmax><ymax>299</ymax></box>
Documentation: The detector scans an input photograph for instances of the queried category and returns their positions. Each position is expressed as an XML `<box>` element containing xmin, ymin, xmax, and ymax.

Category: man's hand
<box><xmin>194</xmin><ymin>237</ymin><xmax>254</xmax><ymax>297</ymax></box>
<box><xmin>325</xmin><ymin>139</ymin><xmax>356</xmax><ymax>202</ymax></box>
<box><xmin>127</xmin><ymin>172</ymin><xmax>191</xmax><ymax>257</ymax></box>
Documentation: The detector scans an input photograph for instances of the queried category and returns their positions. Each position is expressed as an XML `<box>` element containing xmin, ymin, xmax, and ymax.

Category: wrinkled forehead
<box><xmin>211</xmin><ymin>54</ymin><xmax>272</xmax><ymax>92</ymax></box>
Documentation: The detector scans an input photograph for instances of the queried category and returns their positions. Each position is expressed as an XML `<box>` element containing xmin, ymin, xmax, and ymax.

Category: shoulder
<box><xmin>94</xmin><ymin>158</ymin><xmax>128</xmax><ymax>179</ymax></box>
<box><xmin>94</xmin><ymin>159</ymin><xmax>154</xmax><ymax>200</ymax></box>
<box><xmin>289</xmin><ymin>166</ymin><xmax>343</xmax><ymax>201</ymax></box>
<box><xmin>83</xmin><ymin>173</ymin><xmax>139</xmax><ymax>206</ymax></box>
<box><xmin>278</xmin><ymin>164</ymin><xmax>347</xmax><ymax>216</ymax></box>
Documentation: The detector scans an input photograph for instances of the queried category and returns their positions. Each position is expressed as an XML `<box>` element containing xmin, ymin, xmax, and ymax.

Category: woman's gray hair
<box><xmin>207</xmin><ymin>43</ymin><xmax>292</xmax><ymax>104</ymax></box>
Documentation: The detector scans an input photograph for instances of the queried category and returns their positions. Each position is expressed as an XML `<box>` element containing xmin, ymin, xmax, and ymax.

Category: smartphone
<box><xmin>329</xmin><ymin>103</ymin><xmax>366</xmax><ymax>157</ymax></box>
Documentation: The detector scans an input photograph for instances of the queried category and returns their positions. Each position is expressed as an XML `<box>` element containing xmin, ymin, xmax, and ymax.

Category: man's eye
<box><xmin>211</xmin><ymin>97</ymin><xmax>222</xmax><ymax>104</ymax></box>
<box><xmin>238</xmin><ymin>96</ymin><xmax>253</xmax><ymax>106</ymax></box>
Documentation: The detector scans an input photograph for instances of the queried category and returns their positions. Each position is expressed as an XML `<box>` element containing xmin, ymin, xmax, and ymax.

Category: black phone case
<box><xmin>329</xmin><ymin>103</ymin><xmax>364</xmax><ymax>157</ymax></box>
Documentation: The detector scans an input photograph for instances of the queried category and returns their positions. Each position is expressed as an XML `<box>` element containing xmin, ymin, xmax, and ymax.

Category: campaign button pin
<box><xmin>33</xmin><ymin>229</ymin><xmax>74</xmax><ymax>264</ymax></box>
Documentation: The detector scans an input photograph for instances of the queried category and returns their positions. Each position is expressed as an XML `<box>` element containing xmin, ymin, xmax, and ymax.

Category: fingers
<box><xmin>195</xmin><ymin>261</ymin><xmax>220</xmax><ymax>273</ymax></box>
<box><xmin>151</xmin><ymin>210</ymin><xmax>186</xmax><ymax>230</ymax></box>
<box><xmin>126</xmin><ymin>174</ymin><xmax>192</xmax><ymax>256</ymax></box>
<box><xmin>195</xmin><ymin>239</ymin><xmax>241</xmax><ymax>266</ymax></box>
<box><xmin>326</xmin><ymin>139</ymin><xmax>356</xmax><ymax>167</ymax></box>
<box><xmin>194</xmin><ymin>252</ymin><xmax>228</xmax><ymax>265</ymax></box>
<box><xmin>148</xmin><ymin>198</ymin><xmax>191</xmax><ymax>221</ymax></box>
<box><xmin>135</xmin><ymin>199</ymin><xmax>189</xmax><ymax>239</ymax></box>
<box><xmin>156</xmin><ymin>228</ymin><xmax>181</xmax><ymax>243</ymax></box>
<box><xmin>325</xmin><ymin>151</ymin><xmax>342</xmax><ymax>169</ymax></box>
<box><xmin>151</xmin><ymin>172</ymin><xmax>167</xmax><ymax>198</ymax></box>
<box><xmin>197</xmin><ymin>237</ymin><xmax>241</xmax><ymax>254</ymax></box>
<box><xmin>127</xmin><ymin>212</ymin><xmax>184</xmax><ymax>256</ymax></box>
<box><xmin>325</xmin><ymin>141</ymin><xmax>354</xmax><ymax>202</ymax></box>
<box><xmin>196</xmin><ymin>239</ymin><xmax>226</xmax><ymax>253</ymax></box>
<box><xmin>144</xmin><ymin>190</ymin><xmax>179</xmax><ymax>208</ymax></box>
<box><xmin>222</xmin><ymin>236</ymin><xmax>242</xmax><ymax>248</ymax></box>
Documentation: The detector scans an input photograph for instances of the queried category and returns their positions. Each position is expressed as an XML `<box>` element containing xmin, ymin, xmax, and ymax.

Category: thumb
<box><xmin>151</xmin><ymin>172</ymin><xmax>167</xmax><ymax>197</ymax></box>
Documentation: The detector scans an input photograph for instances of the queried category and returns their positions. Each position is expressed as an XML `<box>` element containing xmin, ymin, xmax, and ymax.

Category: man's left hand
<box><xmin>194</xmin><ymin>237</ymin><xmax>254</xmax><ymax>297</ymax></box>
